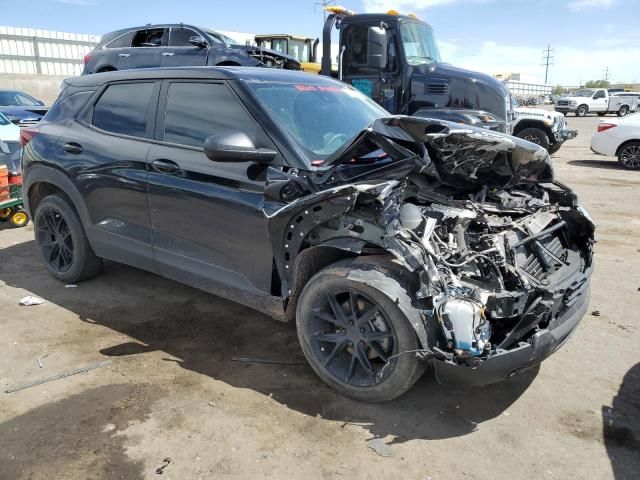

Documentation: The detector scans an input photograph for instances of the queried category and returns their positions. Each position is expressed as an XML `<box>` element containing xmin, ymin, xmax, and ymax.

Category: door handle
<box><xmin>63</xmin><ymin>142</ymin><xmax>83</xmax><ymax>155</ymax></box>
<box><xmin>151</xmin><ymin>159</ymin><xmax>180</xmax><ymax>174</ymax></box>
<box><xmin>162</xmin><ymin>52</ymin><xmax>175</xmax><ymax>56</ymax></box>
<box><xmin>118</xmin><ymin>53</ymin><xmax>130</xmax><ymax>58</ymax></box>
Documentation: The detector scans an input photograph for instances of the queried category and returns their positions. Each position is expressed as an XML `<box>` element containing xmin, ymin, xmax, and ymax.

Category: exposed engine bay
<box><xmin>264</xmin><ymin>116</ymin><xmax>594</xmax><ymax>378</ymax></box>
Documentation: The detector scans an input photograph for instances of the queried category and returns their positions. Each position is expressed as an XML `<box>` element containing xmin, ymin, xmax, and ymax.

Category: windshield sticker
<box><xmin>351</xmin><ymin>79</ymin><xmax>373</xmax><ymax>98</ymax></box>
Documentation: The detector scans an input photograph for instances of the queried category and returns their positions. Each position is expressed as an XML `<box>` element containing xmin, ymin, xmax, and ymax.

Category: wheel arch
<box><xmin>615</xmin><ymin>139</ymin><xmax>640</xmax><ymax>157</ymax></box>
<box><xmin>25</xmin><ymin>165</ymin><xmax>90</xmax><ymax>225</ymax></box>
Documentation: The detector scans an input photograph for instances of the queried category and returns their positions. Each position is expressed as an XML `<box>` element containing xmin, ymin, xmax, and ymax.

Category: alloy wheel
<box><xmin>524</xmin><ymin>134</ymin><xmax>541</xmax><ymax>144</ymax></box>
<box><xmin>620</xmin><ymin>145</ymin><xmax>640</xmax><ymax>169</ymax></box>
<box><xmin>307</xmin><ymin>289</ymin><xmax>397</xmax><ymax>387</ymax></box>
<box><xmin>36</xmin><ymin>208</ymin><xmax>74</xmax><ymax>272</ymax></box>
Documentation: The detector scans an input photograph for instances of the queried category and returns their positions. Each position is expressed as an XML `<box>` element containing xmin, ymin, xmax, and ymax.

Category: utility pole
<box><xmin>541</xmin><ymin>44</ymin><xmax>554</xmax><ymax>84</ymax></box>
<box><xmin>314</xmin><ymin>0</ymin><xmax>336</xmax><ymax>22</ymax></box>
<box><xmin>603</xmin><ymin>66</ymin><xmax>610</xmax><ymax>82</ymax></box>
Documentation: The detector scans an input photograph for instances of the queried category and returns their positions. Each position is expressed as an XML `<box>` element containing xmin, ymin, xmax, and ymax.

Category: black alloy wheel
<box><xmin>36</xmin><ymin>207</ymin><xmax>74</xmax><ymax>273</ymax></box>
<box><xmin>307</xmin><ymin>288</ymin><xmax>398</xmax><ymax>387</ymax></box>
<box><xmin>618</xmin><ymin>142</ymin><xmax>640</xmax><ymax>170</ymax></box>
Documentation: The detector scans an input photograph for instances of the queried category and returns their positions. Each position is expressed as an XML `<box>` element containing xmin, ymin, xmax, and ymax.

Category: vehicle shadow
<box><xmin>1</xmin><ymin>240</ymin><xmax>538</xmax><ymax>443</ymax></box>
<box><xmin>568</xmin><ymin>159</ymin><xmax>621</xmax><ymax>170</ymax></box>
<box><xmin>603</xmin><ymin>362</ymin><xmax>640</xmax><ymax>480</ymax></box>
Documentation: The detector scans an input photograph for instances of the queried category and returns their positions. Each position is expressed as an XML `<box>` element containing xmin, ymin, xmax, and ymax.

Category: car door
<box><xmin>60</xmin><ymin>80</ymin><xmax>160</xmax><ymax>271</ymax></box>
<box><xmin>147</xmin><ymin>80</ymin><xmax>277</xmax><ymax>295</ymax></box>
<box><xmin>117</xmin><ymin>28</ymin><xmax>166</xmax><ymax>70</ymax></box>
<box><xmin>592</xmin><ymin>89</ymin><xmax>608</xmax><ymax>112</ymax></box>
<box><xmin>160</xmin><ymin>26</ymin><xmax>209</xmax><ymax>67</ymax></box>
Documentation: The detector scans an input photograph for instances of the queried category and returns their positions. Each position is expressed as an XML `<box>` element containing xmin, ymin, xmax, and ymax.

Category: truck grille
<box><xmin>556</xmin><ymin>100</ymin><xmax>569</xmax><ymax>106</ymax></box>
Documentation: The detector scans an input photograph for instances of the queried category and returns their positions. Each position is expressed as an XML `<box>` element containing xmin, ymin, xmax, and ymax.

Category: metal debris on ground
<box><xmin>591</xmin><ymin>310</ymin><xmax>601</xmax><ymax>317</ymax></box>
<box><xmin>36</xmin><ymin>356</ymin><xmax>43</xmax><ymax>368</ymax></box>
<box><xmin>365</xmin><ymin>438</ymin><xmax>394</xmax><ymax>457</ymax></box>
<box><xmin>65</xmin><ymin>284</ymin><xmax>78</xmax><ymax>288</ymax></box>
<box><xmin>155</xmin><ymin>458</ymin><xmax>171</xmax><ymax>475</ymax></box>
<box><xmin>4</xmin><ymin>359</ymin><xmax>112</xmax><ymax>393</ymax></box>
<box><xmin>231</xmin><ymin>356</ymin><xmax>306</xmax><ymax>366</ymax></box>
<box><xmin>19</xmin><ymin>295</ymin><xmax>45</xmax><ymax>306</ymax></box>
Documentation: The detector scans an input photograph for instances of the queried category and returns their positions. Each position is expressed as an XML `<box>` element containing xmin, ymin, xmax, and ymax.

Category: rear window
<box><xmin>43</xmin><ymin>91</ymin><xmax>94</xmax><ymax>124</ymax></box>
<box><xmin>92</xmin><ymin>83</ymin><xmax>155</xmax><ymax>138</ymax></box>
<box><xmin>105</xmin><ymin>31</ymin><xmax>135</xmax><ymax>49</ymax></box>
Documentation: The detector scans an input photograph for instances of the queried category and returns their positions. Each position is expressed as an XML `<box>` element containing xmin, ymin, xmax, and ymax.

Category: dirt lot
<box><xmin>1</xmin><ymin>111</ymin><xmax>638</xmax><ymax>480</ymax></box>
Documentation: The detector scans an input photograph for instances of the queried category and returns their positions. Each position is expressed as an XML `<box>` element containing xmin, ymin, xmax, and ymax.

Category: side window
<box><xmin>43</xmin><ymin>90</ymin><xmax>94</xmax><ymax>124</ymax></box>
<box><xmin>106</xmin><ymin>31</ymin><xmax>135</xmax><ymax>49</ymax></box>
<box><xmin>92</xmin><ymin>83</ymin><xmax>155</xmax><ymax>138</ymax></box>
<box><xmin>131</xmin><ymin>28</ymin><xmax>166</xmax><ymax>48</ymax></box>
<box><xmin>163</xmin><ymin>82</ymin><xmax>259</xmax><ymax>149</ymax></box>
<box><xmin>593</xmin><ymin>90</ymin><xmax>606</xmax><ymax>99</ymax></box>
<box><xmin>169</xmin><ymin>28</ymin><xmax>202</xmax><ymax>47</ymax></box>
<box><xmin>345</xmin><ymin>25</ymin><xmax>393</xmax><ymax>75</ymax></box>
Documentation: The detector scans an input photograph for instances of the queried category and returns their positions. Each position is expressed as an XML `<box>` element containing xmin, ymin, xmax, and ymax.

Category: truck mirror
<box><xmin>367</xmin><ymin>26</ymin><xmax>388</xmax><ymax>70</ymax></box>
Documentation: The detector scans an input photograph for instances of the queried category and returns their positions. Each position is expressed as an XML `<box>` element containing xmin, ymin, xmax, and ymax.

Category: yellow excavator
<box><xmin>254</xmin><ymin>34</ymin><xmax>320</xmax><ymax>73</ymax></box>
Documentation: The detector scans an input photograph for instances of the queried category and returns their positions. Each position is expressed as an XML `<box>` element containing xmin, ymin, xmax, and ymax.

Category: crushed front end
<box><xmin>266</xmin><ymin>116</ymin><xmax>594</xmax><ymax>386</ymax></box>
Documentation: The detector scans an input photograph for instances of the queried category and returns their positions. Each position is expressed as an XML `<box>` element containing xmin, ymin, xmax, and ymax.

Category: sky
<box><xmin>2</xmin><ymin>0</ymin><xmax>639</xmax><ymax>85</ymax></box>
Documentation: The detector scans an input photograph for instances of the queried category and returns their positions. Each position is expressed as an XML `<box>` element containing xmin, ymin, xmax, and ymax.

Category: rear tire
<box><xmin>618</xmin><ymin>105</ymin><xmax>629</xmax><ymax>117</ymax></box>
<box><xmin>9</xmin><ymin>208</ymin><xmax>29</xmax><ymax>227</ymax></box>
<box><xmin>618</xmin><ymin>141</ymin><xmax>640</xmax><ymax>170</ymax></box>
<box><xmin>296</xmin><ymin>259</ymin><xmax>425</xmax><ymax>402</ymax></box>
<box><xmin>516</xmin><ymin>127</ymin><xmax>551</xmax><ymax>150</ymax></box>
<box><xmin>34</xmin><ymin>194</ymin><xmax>102</xmax><ymax>283</ymax></box>
<box><xmin>575</xmin><ymin>105</ymin><xmax>588</xmax><ymax>117</ymax></box>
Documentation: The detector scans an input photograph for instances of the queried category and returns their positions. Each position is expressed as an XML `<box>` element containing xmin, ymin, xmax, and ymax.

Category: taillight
<box><xmin>597</xmin><ymin>123</ymin><xmax>617</xmax><ymax>133</ymax></box>
<box><xmin>20</xmin><ymin>127</ymin><xmax>40</xmax><ymax>146</ymax></box>
<box><xmin>83</xmin><ymin>53</ymin><xmax>92</xmax><ymax>64</ymax></box>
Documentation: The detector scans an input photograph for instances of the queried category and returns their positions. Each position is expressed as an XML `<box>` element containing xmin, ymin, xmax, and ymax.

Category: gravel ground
<box><xmin>1</xmin><ymin>110</ymin><xmax>638</xmax><ymax>480</ymax></box>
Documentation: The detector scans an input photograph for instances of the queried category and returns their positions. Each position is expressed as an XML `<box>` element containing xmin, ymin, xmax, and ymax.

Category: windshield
<box><xmin>204</xmin><ymin>30</ymin><xmax>239</xmax><ymax>46</ymax></box>
<box><xmin>289</xmin><ymin>39</ymin><xmax>309</xmax><ymax>62</ymax></box>
<box><xmin>400</xmin><ymin>22</ymin><xmax>441</xmax><ymax>65</ymax></box>
<box><xmin>246</xmin><ymin>81</ymin><xmax>388</xmax><ymax>163</ymax></box>
<box><xmin>0</xmin><ymin>91</ymin><xmax>40</xmax><ymax>106</ymax></box>
<box><xmin>573</xmin><ymin>89</ymin><xmax>596</xmax><ymax>97</ymax></box>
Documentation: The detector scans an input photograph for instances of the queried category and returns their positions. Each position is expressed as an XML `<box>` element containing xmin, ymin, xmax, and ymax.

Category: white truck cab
<box><xmin>555</xmin><ymin>88</ymin><xmax>639</xmax><ymax>117</ymax></box>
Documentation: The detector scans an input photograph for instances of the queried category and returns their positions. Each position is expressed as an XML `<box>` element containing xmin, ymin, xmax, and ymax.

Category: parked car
<box><xmin>22</xmin><ymin>67</ymin><xmax>594</xmax><ymax>402</ymax></box>
<box><xmin>0</xmin><ymin>90</ymin><xmax>48</xmax><ymax>126</ymax></box>
<box><xmin>512</xmin><ymin>106</ymin><xmax>577</xmax><ymax>154</ymax></box>
<box><xmin>590</xmin><ymin>112</ymin><xmax>640</xmax><ymax>169</ymax></box>
<box><xmin>555</xmin><ymin>88</ymin><xmax>638</xmax><ymax>117</ymax></box>
<box><xmin>82</xmin><ymin>24</ymin><xmax>301</xmax><ymax>74</ymax></box>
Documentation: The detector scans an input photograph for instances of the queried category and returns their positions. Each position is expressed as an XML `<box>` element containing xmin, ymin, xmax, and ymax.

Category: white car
<box><xmin>590</xmin><ymin>112</ymin><xmax>640</xmax><ymax>169</ymax></box>
<box><xmin>0</xmin><ymin>111</ymin><xmax>22</xmax><ymax>173</ymax></box>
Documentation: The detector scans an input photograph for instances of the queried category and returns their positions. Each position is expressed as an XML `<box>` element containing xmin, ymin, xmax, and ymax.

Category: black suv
<box><xmin>22</xmin><ymin>67</ymin><xmax>594</xmax><ymax>402</ymax></box>
<box><xmin>82</xmin><ymin>24</ymin><xmax>300</xmax><ymax>74</ymax></box>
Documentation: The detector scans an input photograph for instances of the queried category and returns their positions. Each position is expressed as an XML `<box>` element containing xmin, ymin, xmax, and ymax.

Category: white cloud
<box><xmin>567</xmin><ymin>0</ymin><xmax>613</xmax><ymax>12</ymax></box>
<box><xmin>443</xmin><ymin>39</ymin><xmax>640</xmax><ymax>85</ymax></box>
<box><xmin>362</xmin><ymin>0</ymin><xmax>457</xmax><ymax>13</ymax></box>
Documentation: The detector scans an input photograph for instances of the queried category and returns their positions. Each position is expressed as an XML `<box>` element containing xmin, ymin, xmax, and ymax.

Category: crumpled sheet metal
<box><xmin>357</xmin><ymin>116</ymin><xmax>554</xmax><ymax>190</ymax></box>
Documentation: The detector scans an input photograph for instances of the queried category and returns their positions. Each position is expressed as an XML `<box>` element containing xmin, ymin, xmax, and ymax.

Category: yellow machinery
<box><xmin>254</xmin><ymin>34</ymin><xmax>321</xmax><ymax>73</ymax></box>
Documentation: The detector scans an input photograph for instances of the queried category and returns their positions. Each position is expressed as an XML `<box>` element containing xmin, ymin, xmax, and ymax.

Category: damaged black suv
<box><xmin>22</xmin><ymin>68</ymin><xmax>594</xmax><ymax>402</ymax></box>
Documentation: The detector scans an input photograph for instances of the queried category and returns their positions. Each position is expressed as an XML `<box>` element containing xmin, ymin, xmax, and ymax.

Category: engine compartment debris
<box><xmin>264</xmin><ymin>116</ymin><xmax>594</xmax><ymax>382</ymax></box>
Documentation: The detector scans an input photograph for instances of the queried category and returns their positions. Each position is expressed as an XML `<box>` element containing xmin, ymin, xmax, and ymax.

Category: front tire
<box><xmin>34</xmin><ymin>194</ymin><xmax>102</xmax><ymax>283</ymax></box>
<box><xmin>575</xmin><ymin>105</ymin><xmax>588</xmax><ymax>117</ymax></box>
<box><xmin>296</xmin><ymin>259</ymin><xmax>425</xmax><ymax>402</ymax></box>
<box><xmin>618</xmin><ymin>141</ymin><xmax>640</xmax><ymax>170</ymax></box>
<box><xmin>516</xmin><ymin>127</ymin><xmax>551</xmax><ymax>150</ymax></box>
<box><xmin>547</xmin><ymin>142</ymin><xmax>562</xmax><ymax>155</ymax></box>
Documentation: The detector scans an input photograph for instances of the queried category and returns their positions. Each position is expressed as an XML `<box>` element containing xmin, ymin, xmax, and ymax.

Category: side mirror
<box><xmin>367</xmin><ymin>26</ymin><xmax>388</xmax><ymax>70</ymax></box>
<box><xmin>189</xmin><ymin>35</ymin><xmax>208</xmax><ymax>49</ymax></box>
<box><xmin>204</xmin><ymin>130</ymin><xmax>277</xmax><ymax>163</ymax></box>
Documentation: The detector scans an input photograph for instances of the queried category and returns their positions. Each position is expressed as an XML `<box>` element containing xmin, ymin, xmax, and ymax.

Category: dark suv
<box><xmin>82</xmin><ymin>24</ymin><xmax>300</xmax><ymax>74</ymax></box>
<box><xmin>22</xmin><ymin>67</ymin><xmax>594</xmax><ymax>402</ymax></box>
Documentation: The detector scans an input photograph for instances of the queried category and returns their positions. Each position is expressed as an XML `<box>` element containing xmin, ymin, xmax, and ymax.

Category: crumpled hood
<box><xmin>231</xmin><ymin>44</ymin><xmax>301</xmax><ymax>70</ymax></box>
<box><xmin>325</xmin><ymin>115</ymin><xmax>553</xmax><ymax>190</ymax></box>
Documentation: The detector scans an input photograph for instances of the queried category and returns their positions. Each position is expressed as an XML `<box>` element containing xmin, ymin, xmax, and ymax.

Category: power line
<box><xmin>541</xmin><ymin>44</ymin><xmax>554</xmax><ymax>84</ymax></box>
<box><xmin>314</xmin><ymin>0</ymin><xmax>336</xmax><ymax>22</ymax></box>
<box><xmin>603</xmin><ymin>66</ymin><xmax>610</xmax><ymax>82</ymax></box>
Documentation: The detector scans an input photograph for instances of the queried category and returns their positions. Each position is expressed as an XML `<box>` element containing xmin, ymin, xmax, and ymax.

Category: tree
<box><xmin>585</xmin><ymin>80</ymin><xmax>610</xmax><ymax>88</ymax></box>
<box><xmin>552</xmin><ymin>84</ymin><xmax>565</xmax><ymax>95</ymax></box>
